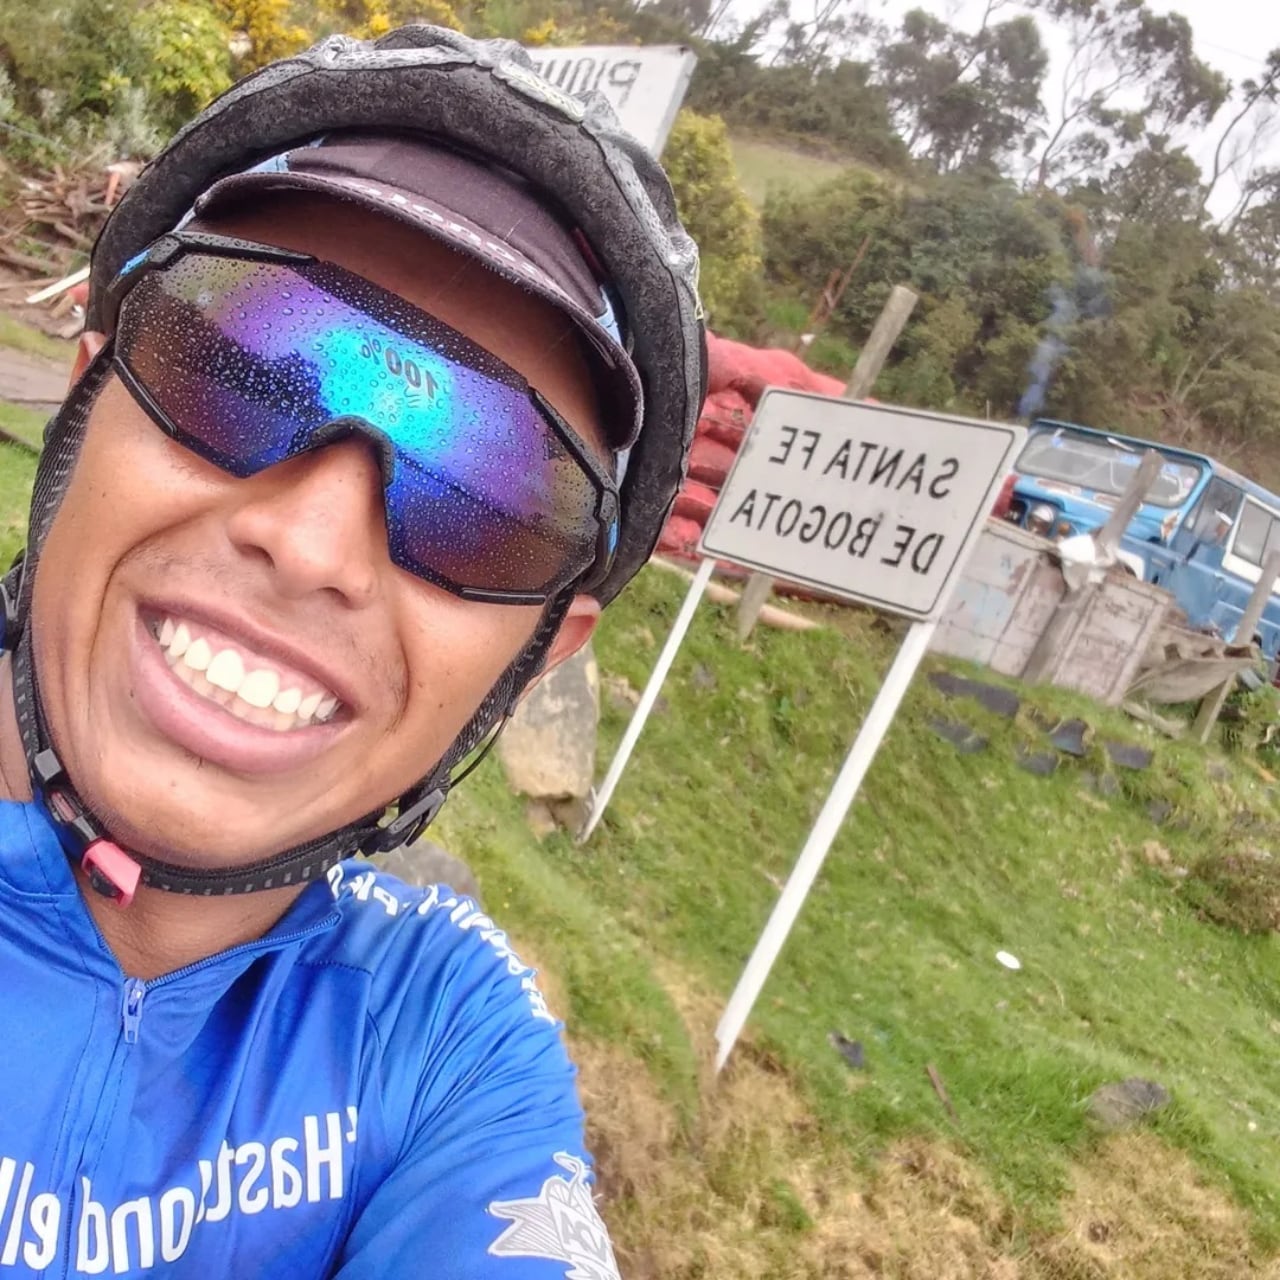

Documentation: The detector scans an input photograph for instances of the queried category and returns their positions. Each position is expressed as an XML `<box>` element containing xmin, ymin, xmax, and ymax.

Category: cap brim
<box><xmin>195</xmin><ymin>168</ymin><xmax>642</xmax><ymax>448</ymax></box>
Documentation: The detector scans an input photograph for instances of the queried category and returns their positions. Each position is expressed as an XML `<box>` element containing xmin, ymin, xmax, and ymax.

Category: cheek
<box><xmin>39</xmin><ymin>381</ymin><xmax>221</xmax><ymax>570</ymax></box>
<box><xmin>395</xmin><ymin>592</ymin><xmax>541</xmax><ymax>734</ymax></box>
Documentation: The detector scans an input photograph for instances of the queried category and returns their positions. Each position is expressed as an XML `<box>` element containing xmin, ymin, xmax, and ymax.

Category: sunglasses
<box><xmin>100</xmin><ymin>231</ymin><xmax>620</xmax><ymax>605</ymax></box>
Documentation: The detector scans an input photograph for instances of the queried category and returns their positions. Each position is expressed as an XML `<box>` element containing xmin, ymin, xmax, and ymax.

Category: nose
<box><xmin>225</xmin><ymin>439</ymin><xmax>388</xmax><ymax>607</ymax></box>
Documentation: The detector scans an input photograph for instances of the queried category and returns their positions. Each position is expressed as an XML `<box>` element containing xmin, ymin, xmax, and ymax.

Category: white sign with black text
<box><xmin>527</xmin><ymin>45</ymin><xmax>697</xmax><ymax>156</ymax></box>
<box><xmin>700</xmin><ymin>393</ymin><xmax>1024</xmax><ymax>621</ymax></box>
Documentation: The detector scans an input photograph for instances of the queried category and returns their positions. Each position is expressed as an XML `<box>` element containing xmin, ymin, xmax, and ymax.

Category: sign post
<box><xmin>579</xmin><ymin>558</ymin><xmax>715</xmax><ymax>842</ymax></box>
<box><xmin>700</xmin><ymin>392</ymin><xmax>1024</xmax><ymax>1071</ymax></box>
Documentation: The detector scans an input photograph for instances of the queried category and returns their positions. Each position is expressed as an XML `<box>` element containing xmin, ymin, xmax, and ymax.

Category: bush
<box><xmin>0</xmin><ymin>0</ymin><xmax>234</xmax><ymax>152</ymax></box>
<box><xmin>1184</xmin><ymin>840</ymin><xmax>1280</xmax><ymax>935</ymax></box>
<box><xmin>661</xmin><ymin>110</ymin><xmax>764</xmax><ymax>335</ymax></box>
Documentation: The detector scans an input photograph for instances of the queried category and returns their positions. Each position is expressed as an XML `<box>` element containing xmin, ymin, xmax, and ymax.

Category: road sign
<box><xmin>700</xmin><ymin>392</ymin><xmax>1024</xmax><ymax>621</ymax></box>
<box><xmin>527</xmin><ymin>45</ymin><xmax>697</xmax><ymax>155</ymax></box>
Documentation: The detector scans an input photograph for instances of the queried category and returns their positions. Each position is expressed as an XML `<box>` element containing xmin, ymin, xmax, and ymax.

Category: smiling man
<box><xmin>0</xmin><ymin>25</ymin><xmax>703</xmax><ymax>1278</ymax></box>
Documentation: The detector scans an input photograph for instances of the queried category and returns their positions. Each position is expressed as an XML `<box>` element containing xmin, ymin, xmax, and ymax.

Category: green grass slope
<box><xmin>446</xmin><ymin>567</ymin><xmax>1280</xmax><ymax>1248</ymax></box>
<box><xmin>728</xmin><ymin>133</ymin><xmax>860</xmax><ymax>207</ymax></box>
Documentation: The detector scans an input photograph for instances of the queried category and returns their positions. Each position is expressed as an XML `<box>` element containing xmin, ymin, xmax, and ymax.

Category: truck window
<box><xmin>1232</xmin><ymin>499</ymin><xmax>1279</xmax><ymax>566</ymax></box>
<box><xmin>1191</xmin><ymin>476</ymin><xmax>1243</xmax><ymax>540</ymax></box>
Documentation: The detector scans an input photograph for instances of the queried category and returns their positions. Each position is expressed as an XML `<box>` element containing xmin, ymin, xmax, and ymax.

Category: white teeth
<box><xmin>159</xmin><ymin>617</ymin><xmax>338</xmax><ymax>732</ymax></box>
<box><xmin>184</xmin><ymin>637</ymin><xmax>212</xmax><ymax>672</ymax></box>
<box><xmin>206</xmin><ymin>649</ymin><xmax>244</xmax><ymax>693</ymax></box>
<box><xmin>273</xmin><ymin>686</ymin><xmax>302</xmax><ymax>715</ymax></box>
<box><xmin>239</xmin><ymin>669</ymin><xmax>280</xmax><ymax>709</ymax></box>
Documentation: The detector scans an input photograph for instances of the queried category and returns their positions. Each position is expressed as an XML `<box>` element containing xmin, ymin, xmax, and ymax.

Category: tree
<box><xmin>876</xmin><ymin>4</ymin><xmax>1047</xmax><ymax>173</ymax></box>
<box><xmin>1029</xmin><ymin>0</ymin><xmax>1227</xmax><ymax>191</ymax></box>
<box><xmin>1074</xmin><ymin>135</ymin><xmax>1206</xmax><ymax>235</ymax></box>
<box><xmin>1203</xmin><ymin>49</ymin><xmax>1280</xmax><ymax>217</ymax></box>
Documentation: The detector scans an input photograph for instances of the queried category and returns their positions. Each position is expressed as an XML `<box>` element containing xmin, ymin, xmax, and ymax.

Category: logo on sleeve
<box><xmin>487</xmin><ymin>1153</ymin><xmax>620</xmax><ymax>1280</ymax></box>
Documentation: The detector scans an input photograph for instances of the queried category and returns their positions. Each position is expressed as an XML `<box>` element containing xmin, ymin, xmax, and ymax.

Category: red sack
<box><xmin>674</xmin><ymin>480</ymin><xmax>718</xmax><ymax>524</ymax></box>
<box><xmin>705</xmin><ymin>331</ymin><xmax>846</xmax><ymax>404</ymax></box>
<box><xmin>656</xmin><ymin>515</ymin><xmax>704</xmax><ymax>558</ymax></box>
<box><xmin>697</xmin><ymin>388</ymin><xmax>752</xmax><ymax>449</ymax></box>
<box><xmin>688</xmin><ymin>436</ymin><xmax>737</xmax><ymax>487</ymax></box>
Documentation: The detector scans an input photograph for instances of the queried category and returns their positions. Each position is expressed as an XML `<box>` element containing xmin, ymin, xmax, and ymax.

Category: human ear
<box><xmin>68</xmin><ymin>331</ymin><xmax>107</xmax><ymax>388</ymax></box>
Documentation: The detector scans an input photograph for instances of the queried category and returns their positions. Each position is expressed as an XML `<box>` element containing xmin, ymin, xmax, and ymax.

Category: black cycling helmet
<box><xmin>3</xmin><ymin>24</ymin><xmax>707</xmax><ymax>900</ymax></box>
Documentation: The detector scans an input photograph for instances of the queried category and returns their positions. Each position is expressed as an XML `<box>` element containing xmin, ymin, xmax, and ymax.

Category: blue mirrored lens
<box><xmin>115</xmin><ymin>252</ymin><xmax>602</xmax><ymax>598</ymax></box>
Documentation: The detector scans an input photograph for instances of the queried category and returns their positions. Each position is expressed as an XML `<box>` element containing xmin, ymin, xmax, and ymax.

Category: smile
<box><xmin>146</xmin><ymin>614</ymin><xmax>343</xmax><ymax>733</ymax></box>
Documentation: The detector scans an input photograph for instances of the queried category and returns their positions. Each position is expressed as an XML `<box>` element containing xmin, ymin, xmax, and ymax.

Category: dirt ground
<box><xmin>0</xmin><ymin>346</ymin><xmax>68</xmax><ymax>414</ymax></box>
<box><xmin>0</xmin><ymin>264</ymin><xmax>76</xmax><ymax>414</ymax></box>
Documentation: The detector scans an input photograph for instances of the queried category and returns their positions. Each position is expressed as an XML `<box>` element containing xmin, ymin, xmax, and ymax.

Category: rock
<box><xmin>928</xmin><ymin>718</ymin><xmax>988</xmax><ymax>754</ymax></box>
<box><xmin>1048</xmin><ymin>718</ymin><xmax>1090</xmax><ymax>757</ymax></box>
<box><xmin>928</xmin><ymin>670</ymin><xmax>1021</xmax><ymax>718</ymax></box>
<box><xmin>1087</xmin><ymin>1078</ymin><xmax>1171</xmax><ymax>1130</ymax></box>
<box><xmin>524</xmin><ymin>799</ymin><xmax>559</xmax><ymax>841</ymax></box>
<box><xmin>548</xmin><ymin>795</ymin><xmax>591</xmax><ymax>835</ymax></box>
<box><xmin>828</xmin><ymin>1032</ymin><xmax>865</xmax><ymax>1070</ymax></box>
<box><xmin>1017</xmin><ymin>747</ymin><xmax>1059</xmax><ymax>776</ymax></box>
<box><xmin>499</xmin><ymin>644</ymin><xmax>599</xmax><ymax>800</ymax></box>
<box><xmin>378</xmin><ymin>840</ymin><xmax>481</xmax><ymax>904</ymax></box>
<box><xmin>1105</xmin><ymin>741</ymin><xmax>1155</xmax><ymax>770</ymax></box>
<box><xmin>524</xmin><ymin>798</ymin><xmax>605</xmax><ymax>840</ymax></box>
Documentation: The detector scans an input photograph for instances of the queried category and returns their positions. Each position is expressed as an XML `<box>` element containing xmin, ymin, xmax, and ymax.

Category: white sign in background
<box><xmin>581</xmin><ymin>387</ymin><xmax>1025</xmax><ymax>1074</ymax></box>
<box><xmin>527</xmin><ymin>45</ymin><xmax>697</xmax><ymax>155</ymax></box>
<box><xmin>700</xmin><ymin>392</ymin><xmax>1024</xmax><ymax>620</ymax></box>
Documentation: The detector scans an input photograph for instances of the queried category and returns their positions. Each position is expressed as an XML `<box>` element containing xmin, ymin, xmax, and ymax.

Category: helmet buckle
<box><xmin>82</xmin><ymin>840</ymin><xmax>142</xmax><ymax>908</ymax></box>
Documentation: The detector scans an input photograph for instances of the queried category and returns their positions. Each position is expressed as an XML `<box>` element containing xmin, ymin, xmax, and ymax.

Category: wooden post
<box><xmin>737</xmin><ymin>284</ymin><xmax>919</xmax><ymax>639</ymax></box>
<box><xmin>1094</xmin><ymin>451</ymin><xmax>1164</xmax><ymax>557</ymax></box>
<box><xmin>1022</xmin><ymin>449</ymin><xmax>1164</xmax><ymax>686</ymax></box>
<box><xmin>843</xmin><ymin>285</ymin><xmax>919</xmax><ymax>402</ymax></box>
<box><xmin>1192</xmin><ymin>549</ymin><xmax>1280</xmax><ymax>744</ymax></box>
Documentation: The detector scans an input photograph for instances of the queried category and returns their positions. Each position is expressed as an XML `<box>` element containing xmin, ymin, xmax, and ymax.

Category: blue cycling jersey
<box><xmin>0</xmin><ymin>799</ymin><xmax>619</xmax><ymax>1278</ymax></box>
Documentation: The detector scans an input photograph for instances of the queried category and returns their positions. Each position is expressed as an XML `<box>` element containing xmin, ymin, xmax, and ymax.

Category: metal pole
<box><xmin>715</xmin><ymin>618</ymin><xmax>936</xmax><ymax>1072</ymax></box>
<box><xmin>579</xmin><ymin>557</ymin><xmax>716</xmax><ymax>842</ymax></box>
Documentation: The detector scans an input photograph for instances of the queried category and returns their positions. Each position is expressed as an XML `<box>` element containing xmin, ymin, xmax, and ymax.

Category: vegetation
<box><xmin>6</xmin><ymin>0</ymin><xmax>1280</xmax><ymax>478</ymax></box>
<box><xmin>661</xmin><ymin>111</ymin><xmax>763</xmax><ymax>334</ymax></box>
<box><xmin>426</xmin><ymin>564</ymin><xmax>1280</xmax><ymax>1271</ymax></box>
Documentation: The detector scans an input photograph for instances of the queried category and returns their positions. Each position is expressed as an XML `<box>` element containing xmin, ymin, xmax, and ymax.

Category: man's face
<box><xmin>31</xmin><ymin>194</ymin><xmax>605</xmax><ymax>866</ymax></box>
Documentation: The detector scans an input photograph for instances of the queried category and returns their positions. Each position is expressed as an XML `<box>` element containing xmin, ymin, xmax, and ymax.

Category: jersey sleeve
<box><xmin>329</xmin><ymin>905</ymin><xmax>620</xmax><ymax>1280</ymax></box>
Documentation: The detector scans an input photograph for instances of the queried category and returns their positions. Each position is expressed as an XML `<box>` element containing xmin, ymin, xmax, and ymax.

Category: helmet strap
<box><xmin>3</xmin><ymin>557</ymin><xmax>572</xmax><ymax>900</ymax></box>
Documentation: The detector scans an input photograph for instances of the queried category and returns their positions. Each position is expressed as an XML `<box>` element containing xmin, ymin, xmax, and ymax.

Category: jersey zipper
<box><xmin>121</xmin><ymin>977</ymin><xmax>145</xmax><ymax>1044</ymax></box>
<box><xmin>113</xmin><ymin>912</ymin><xmax>341</xmax><ymax>1047</ymax></box>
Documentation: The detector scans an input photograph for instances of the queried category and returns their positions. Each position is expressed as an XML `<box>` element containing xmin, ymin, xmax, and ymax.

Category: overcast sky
<box><xmin>764</xmin><ymin>0</ymin><xmax>1280</xmax><ymax>215</ymax></box>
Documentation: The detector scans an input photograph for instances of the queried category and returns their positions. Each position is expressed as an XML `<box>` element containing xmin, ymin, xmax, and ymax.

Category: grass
<box><xmin>0</xmin><ymin>313</ymin><xmax>73</xmax><ymax>366</ymax></box>
<box><xmin>0</xmin><ymin>420</ymin><xmax>38</xmax><ymax>566</ymax></box>
<box><xmin>433</xmin><ymin>566</ymin><xmax>1280</xmax><ymax>1269</ymax></box>
<box><xmin>728</xmin><ymin>133</ymin><xmax>859</xmax><ymax>207</ymax></box>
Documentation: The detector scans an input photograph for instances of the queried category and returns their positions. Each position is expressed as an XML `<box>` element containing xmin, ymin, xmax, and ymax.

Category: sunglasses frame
<box><xmin>101</xmin><ymin>230</ymin><xmax>620</xmax><ymax>606</ymax></box>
